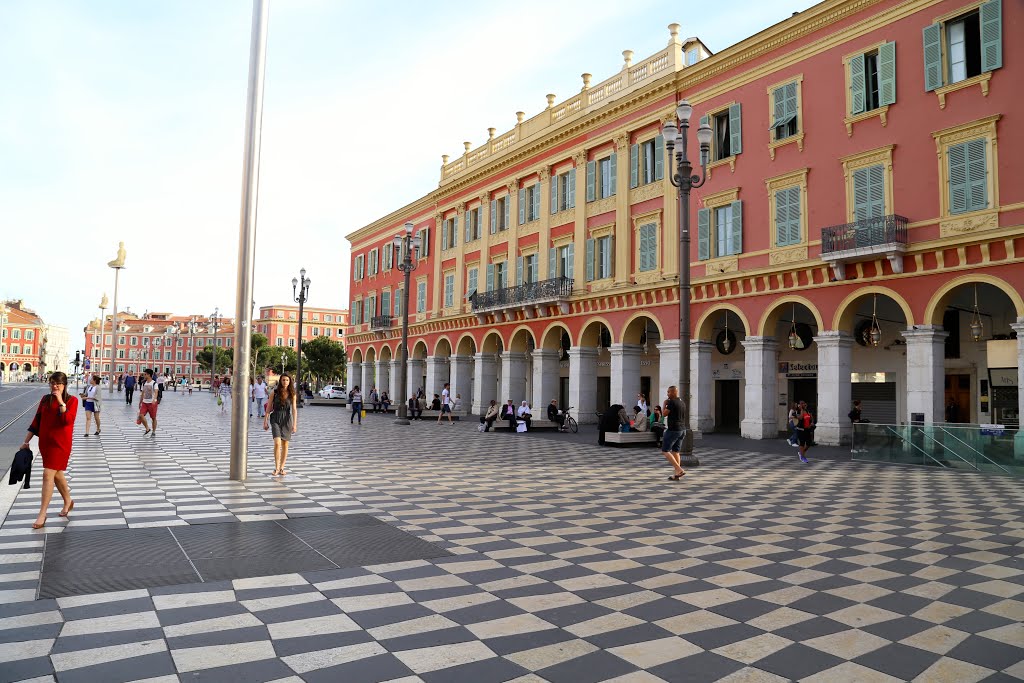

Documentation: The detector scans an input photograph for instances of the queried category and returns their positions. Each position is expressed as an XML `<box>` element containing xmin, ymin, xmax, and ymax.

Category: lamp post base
<box><xmin>680</xmin><ymin>432</ymin><xmax>701</xmax><ymax>467</ymax></box>
<box><xmin>394</xmin><ymin>404</ymin><xmax>410</xmax><ymax>426</ymax></box>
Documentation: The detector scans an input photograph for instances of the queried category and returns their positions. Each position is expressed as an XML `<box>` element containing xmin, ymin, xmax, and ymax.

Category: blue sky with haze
<box><xmin>0</xmin><ymin>0</ymin><xmax>813</xmax><ymax>336</ymax></box>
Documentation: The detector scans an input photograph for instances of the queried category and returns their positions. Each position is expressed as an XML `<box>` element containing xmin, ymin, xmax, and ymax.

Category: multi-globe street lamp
<box><xmin>209</xmin><ymin>308</ymin><xmax>220</xmax><ymax>391</ymax></box>
<box><xmin>292</xmin><ymin>269</ymin><xmax>311</xmax><ymax>407</ymax></box>
<box><xmin>392</xmin><ymin>222</ymin><xmax>422</xmax><ymax>425</ymax></box>
<box><xmin>107</xmin><ymin>242</ymin><xmax>126</xmax><ymax>394</ymax></box>
<box><xmin>97</xmin><ymin>294</ymin><xmax>109</xmax><ymax>384</ymax></box>
<box><xmin>187</xmin><ymin>317</ymin><xmax>200</xmax><ymax>382</ymax></box>
<box><xmin>662</xmin><ymin>99</ymin><xmax>713</xmax><ymax>467</ymax></box>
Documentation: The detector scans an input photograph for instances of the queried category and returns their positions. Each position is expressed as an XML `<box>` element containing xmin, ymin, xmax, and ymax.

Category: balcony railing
<box><xmin>370</xmin><ymin>315</ymin><xmax>391</xmax><ymax>330</ymax></box>
<box><xmin>821</xmin><ymin>214</ymin><xmax>908</xmax><ymax>255</ymax></box>
<box><xmin>819</xmin><ymin>214</ymin><xmax>908</xmax><ymax>281</ymax></box>
<box><xmin>471</xmin><ymin>276</ymin><xmax>574</xmax><ymax>312</ymax></box>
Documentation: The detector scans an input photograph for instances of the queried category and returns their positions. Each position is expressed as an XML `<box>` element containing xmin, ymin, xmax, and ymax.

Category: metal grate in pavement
<box><xmin>38</xmin><ymin>513</ymin><xmax>450</xmax><ymax>598</ymax></box>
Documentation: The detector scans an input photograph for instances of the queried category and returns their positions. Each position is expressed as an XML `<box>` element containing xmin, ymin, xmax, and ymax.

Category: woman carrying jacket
<box><xmin>23</xmin><ymin>372</ymin><xmax>78</xmax><ymax>528</ymax></box>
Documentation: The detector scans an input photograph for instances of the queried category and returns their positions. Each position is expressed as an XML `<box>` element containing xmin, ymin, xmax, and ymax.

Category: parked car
<box><xmin>318</xmin><ymin>384</ymin><xmax>346</xmax><ymax>399</ymax></box>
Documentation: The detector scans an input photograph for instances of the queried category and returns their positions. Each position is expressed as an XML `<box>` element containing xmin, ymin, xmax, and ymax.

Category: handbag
<box><xmin>217</xmin><ymin>396</ymin><xmax>223</xmax><ymax>406</ymax></box>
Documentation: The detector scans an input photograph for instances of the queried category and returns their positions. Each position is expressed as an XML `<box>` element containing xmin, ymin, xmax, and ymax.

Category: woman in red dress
<box><xmin>21</xmin><ymin>372</ymin><xmax>78</xmax><ymax>529</ymax></box>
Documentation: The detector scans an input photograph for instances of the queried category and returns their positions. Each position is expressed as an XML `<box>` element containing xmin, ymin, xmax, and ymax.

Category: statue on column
<box><xmin>100</xmin><ymin>293</ymin><xmax>109</xmax><ymax>309</ymax></box>
<box><xmin>108</xmin><ymin>242</ymin><xmax>127</xmax><ymax>268</ymax></box>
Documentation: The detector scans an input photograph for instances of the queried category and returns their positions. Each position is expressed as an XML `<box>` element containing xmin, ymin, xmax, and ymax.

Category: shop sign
<box><xmin>989</xmin><ymin>368</ymin><xmax>1018</xmax><ymax>387</ymax></box>
<box><xmin>779</xmin><ymin>361</ymin><xmax>816</xmax><ymax>378</ymax></box>
<box><xmin>712</xmin><ymin>362</ymin><xmax>743</xmax><ymax>380</ymax></box>
<box><xmin>980</xmin><ymin>424</ymin><xmax>1006</xmax><ymax>436</ymax></box>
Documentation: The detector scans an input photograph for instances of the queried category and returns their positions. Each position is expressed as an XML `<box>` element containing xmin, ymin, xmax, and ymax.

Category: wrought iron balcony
<box><xmin>820</xmin><ymin>214</ymin><xmax>908</xmax><ymax>281</ymax></box>
<box><xmin>471</xmin><ymin>276</ymin><xmax>574</xmax><ymax>319</ymax></box>
<box><xmin>370</xmin><ymin>315</ymin><xmax>391</xmax><ymax>331</ymax></box>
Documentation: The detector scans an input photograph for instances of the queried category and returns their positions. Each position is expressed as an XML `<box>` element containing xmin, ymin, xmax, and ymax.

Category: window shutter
<box><xmin>567</xmin><ymin>168</ymin><xmax>576</xmax><ymax>208</ymax></box>
<box><xmin>549</xmin><ymin>247</ymin><xmax>556</xmax><ymax>278</ymax></box>
<box><xmin>775</xmin><ymin>189</ymin><xmax>790</xmax><ymax>247</ymax></box>
<box><xmin>585</xmin><ymin>238</ymin><xmax>595</xmax><ymax>281</ymax></box>
<box><xmin>866</xmin><ymin>165</ymin><xmax>886</xmax><ymax>218</ymax></box>
<box><xmin>608</xmin><ymin>153</ymin><xmax>617</xmax><ymax>195</ymax></box>
<box><xmin>922</xmin><ymin>24</ymin><xmax>943</xmax><ymax>91</ymax></box>
<box><xmin>567</xmin><ymin>243</ymin><xmax>574</xmax><ymax>279</ymax></box>
<box><xmin>518</xmin><ymin>188</ymin><xmax>526</xmax><ymax>224</ymax></box>
<box><xmin>486</xmin><ymin>264</ymin><xmax>495</xmax><ymax>292</ymax></box>
<box><xmin>421</xmin><ymin>227</ymin><xmax>430</xmax><ymax>256</ymax></box>
<box><xmin>441</xmin><ymin>221</ymin><xmax>448</xmax><ymax>251</ymax></box>
<box><xmin>532</xmin><ymin>183</ymin><xmax>541</xmax><ymax>220</ymax></box>
<box><xmin>966</xmin><ymin>138</ymin><xmax>988</xmax><ymax>212</ymax></box>
<box><xmin>609</xmin><ymin>236</ymin><xmax>615</xmax><ymax>277</ymax></box>
<box><xmin>728</xmin><ymin>104</ymin><xmax>742</xmax><ymax>155</ymax></box>
<box><xmin>771</xmin><ymin>86</ymin><xmax>786</xmax><ymax>127</ymax></box>
<box><xmin>452</xmin><ymin>216</ymin><xmax>458</xmax><ymax>247</ymax></box>
<box><xmin>516</xmin><ymin>256</ymin><xmax>524</xmax><ymax>285</ymax></box>
<box><xmin>504</xmin><ymin>196</ymin><xmax>510</xmax><ymax>228</ymax></box>
<box><xmin>784</xmin><ymin>83</ymin><xmax>798</xmax><ymax>121</ymax></box>
<box><xmin>382</xmin><ymin>292</ymin><xmax>390</xmax><ymax>318</ymax></box>
<box><xmin>849</xmin><ymin>53</ymin><xmax>867</xmax><ymax>115</ymax></box>
<box><xmin>729</xmin><ymin>201</ymin><xmax>743</xmax><ymax>255</ymax></box>
<box><xmin>980</xmin><ymin>0</ymin><xmax>1003</xmax><ymax>72</ymax></box>
<box><xmin>654</xmin><ymin>135</ymin><xmax>665</xmax><ymax>180</ymax></box>
<box><xmin>464</xmin><ymin>213</ymin><xmax>471</xmax><ymax>243</ymax></box>
<box><xmin>551</xmin><ymin>175</ymin><xmax>558</xmax><ymax>214</ymax></box>
<box><xmin>878</xmin><ymin>42</ymin><xmax>897</xmax><ymax>106</ymax></box>
<box><xmin>490</xmin><ymin>200</ymin><xmax>497</xmax><ymax>233</ymax></box>
<box><xmin>639</xmin><ymin>224</ymin><xmax>656</xmax><ymax>271</ymax></box>
<box><xmin>586</xmin><ymin>160</ymin><xmax>596</xmax><ymax>201</ymax></box>
<box><xmin>697</xmin><ymin>208</ymin><xmax>710</xmax><ymax>260</ymax></box>
<box><xmin>787</xmin><ymin>187</ymin><xmax>802</xmax><ymax>245</ymax></box>
<box><xmin>853</xmin><ymin>167</ymin><xmax>871</xmax><ymax>220</ymax></box>
<box><xmin>630</xmin><ymin>143</ymin><xmax>639</xmax><ymax>188</ymax></box>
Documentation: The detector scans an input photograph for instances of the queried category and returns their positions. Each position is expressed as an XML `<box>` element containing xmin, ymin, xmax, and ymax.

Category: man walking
<box><xmin>661</xmin><ymin>385</ymin><xmax>687</xmax><ymax>481</ymax></box>
<box><xmin>124</xmin><ymin>371</ymin><xmax>136</xmax><ymax>405</ymax></box>
<box><xmin>437</xmin><ymin>382</ymin><xmax>454</xmax><ymax>424</ymax></box>
<box><xmin>253</xmin><ymin>375</ymin><xmax>269</xmax><ymax>419</ymax></box>
<box><xmin>138</xmin><ymin>369</ymin><xmax>159</xmax><ymax>437</ymax></box>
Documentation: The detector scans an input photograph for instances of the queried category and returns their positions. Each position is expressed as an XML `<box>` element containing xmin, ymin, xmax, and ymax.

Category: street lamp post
<box><xmin>663</xmin><ymin>99</ymin><xmax>713</xmax><ymax>467</ymax></box>
<box><xmin>392</xmin><ymin>222</ymin><xmax>422</xmax><ymax>425</ymax></box>
<box><xmin>292</xmin><ymin>269</ymin><xmax>311</xmax><ymax>407</ymax></box>
<box><xmin>209</xmin><ymin>309</ymin><xmax>220</xmax><ymax>391</ymax></box>
<box><xmin>97</xmin><ymin>294</ymin><xmax>109</xmax><ymax>384</ymax></box>
<box><xmin>187</xmin><ymin>317</ymin><xmax>199</xmax><ymax>382</ymax></box>
<box><xmin>107</xmin><ymin>242</ymin><xmax>126</xmax><ymax>395</ymax></box>
<box><xmin>0</xmin><ymin>303</ymin><xmax>7</xmax><ymax>387</ymax></box>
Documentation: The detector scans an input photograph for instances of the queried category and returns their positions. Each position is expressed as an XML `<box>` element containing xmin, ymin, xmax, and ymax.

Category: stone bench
<box><xmin>605</xmin><ymin>431</ymin><xmax>659</xmax><ymax>446</ymax></box>
<box><xmin>493</xmin><ymin>422</ymin><xmax>561</xmax><ymax>432</ymax></box>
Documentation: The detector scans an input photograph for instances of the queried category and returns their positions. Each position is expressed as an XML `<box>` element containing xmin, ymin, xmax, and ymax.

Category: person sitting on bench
<box><xmin>481</xmin><ymin>400</ymin><xmax>499</xmax><ymax>431</ymax></box>
<box><xmin>501</xmin><ymin>400</ymin><xmax>517</xmax><ymax>430</ymax></box>
<box><xmin>517</xmin><ymin>401</ymin><xmax>533</xmax><ymax>429</ymax></box>
<box><xmin>631</xmin><ymin>406</ymin><xmax>650</xmax><ymax>433</ymax></box>
<box><xmin>547</xmin><ymin>399</ymin><xmax>565</xmax><ymax>429</ymax></box>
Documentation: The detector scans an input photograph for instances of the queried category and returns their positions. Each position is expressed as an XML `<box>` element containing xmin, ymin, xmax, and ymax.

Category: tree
<box><xmin>301</xmin><ymin>336</ymin><xmax>346</xmax><ymax>388</ymax></box>
<box><xmin>196</xmin><ymin>346</ymin><xmax>232</xmax><ymax>375</ymax></box>
<box><xmin>250</xmin><ymin>333</ymin><xmax>269</xmax><ymax>377</ymax></box>
<box><xmin>265</xmin><ymin>346</ymin><xmax>297</xmax><ymax>375</ymax></box>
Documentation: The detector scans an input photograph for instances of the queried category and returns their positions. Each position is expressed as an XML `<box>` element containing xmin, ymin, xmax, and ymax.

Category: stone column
<box><xmin>425</xmin><ymin>356</ymin><xmax>450</xmax><ymax>398</ymax></box>
<box><xmin>408</xmin><ymin>359</ymin><xmax>426</xmax><ymax>398</ymax></box>
<box><xmin>609</xmin><ymin>343</ymin><xmax>642</xmax><ymax>408</ymax></box>
<box><xmin>450</xmin><ymin>356</ymin><xmax>474</xmax><ymax>413</ymax></box>
<box><xmin>362</xmin><ymin>363</ymin><xmax>375</xmax><ymax>395</ymax></box>
<box><xmin>500</xmin><ymin>352</ymin><xmax>529</xmax><ymax>405</ymax></box>
<box><xmin>657</xmin><ymin>339</ymin><xmax>680</xmax><ymax>408</ymax></box>
<box><xmin>814</xmin><ymin>331</ymin><xmax>855</xmax><ymax>446</ymax></box>
<box><xmin>532</xmin><ymin>349</ymin><xmax>560</xmax><ymax>413</ymax></box>
<box><xmin>376</xmin><ymin>359</ymin><xmax>390</xmax><ymax>401</ymax></box>
<box><xmin>568</xmin><ymin>347</ymin><xmax>598</xmax><ymax>424</ymax></box>
<box><xmin>691</xmin><ymin>341</ymin><xmax>714</xmax><ymax>434</ymax></box>
<box><xmin>740</xmin><ymin>337</ymin><xmax>779</xmax><ymax>439</ymax></box>
<box><xmin>472</xmin><ymin>353</ymin><xmax>498</xmax><ymax>414</ymax></box>
<box><xmin>1010</xmin><ymin>321</ymin><xmax>1024</xmax><ymax>458</ymax></box>
<box><xmin>348</xmin><ymin>362</ymin><xmax>361</xmax><ymax>392</ymax></box>
<box><xmin>389</xmin><ymin>359</ymin><xmax>402</xmax><ymax>402</ymax></box>
<box><xmin>902</xmin><ymin>326</ymin><xmax>947</xmax><ymax>424</ymax></box>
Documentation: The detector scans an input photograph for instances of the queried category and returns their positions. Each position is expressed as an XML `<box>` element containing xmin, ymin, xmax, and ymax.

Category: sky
<box><xmin>0</xmin><ymin>0</ymin><xmax>815</xmax><ymax>339</ymax></box>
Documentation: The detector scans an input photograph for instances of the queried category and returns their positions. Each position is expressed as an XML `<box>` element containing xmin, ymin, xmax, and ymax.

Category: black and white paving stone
<box><xmin>1</xmin><ymin>390</ymin><xmax>1022</xmax><ymax>682</ymax></box>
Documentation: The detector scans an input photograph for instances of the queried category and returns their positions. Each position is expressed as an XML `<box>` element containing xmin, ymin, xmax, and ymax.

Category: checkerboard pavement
<box><xmin>1</xmin><ymin>392</ymin><xmax>1023</xmax><ymax>682</ymax></box>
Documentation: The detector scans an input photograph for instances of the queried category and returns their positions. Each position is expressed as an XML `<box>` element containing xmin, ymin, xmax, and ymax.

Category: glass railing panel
<box><xmin>852</xmin><ymin>423</ymin><xmax>1021</xmax><ymax>476</ymax></box>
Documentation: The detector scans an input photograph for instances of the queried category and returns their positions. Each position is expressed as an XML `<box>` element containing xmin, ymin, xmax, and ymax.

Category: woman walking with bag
<box><xmin>218</xmin><ymin>375</ymin><xmax>231</xmax><ymax>415</ymax></box>
<box><xmin>264</xmin><ymin>373</ymin><xmax>298</xmax><ymax>476</ymax></box>
<box><xmin>82</xmin><ymin>374</ymin><xmax>102</xmax><ymax>436</ymax></box>
<box><xmin>350</xmin><ymin>386</ymin><xmax>362</xmax><ymax>424</ymax></box>
<box><xmin>22</xmin><ymin>372</ymin><xmax>78</xmax><ymax>529</ymax></box>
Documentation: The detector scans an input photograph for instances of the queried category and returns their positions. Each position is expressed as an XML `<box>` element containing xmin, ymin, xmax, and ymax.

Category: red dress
<box><xmin>29</xmin><ymin>396</ymin><xmax>78</xmax><ymax>471</ymax></box>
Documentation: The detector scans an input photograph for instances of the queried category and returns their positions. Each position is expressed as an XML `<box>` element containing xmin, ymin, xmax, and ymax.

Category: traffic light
<box><xmin>74</xmin><ymin>351</ymin><xmax>80</xmax><ymax>365</ymax></box>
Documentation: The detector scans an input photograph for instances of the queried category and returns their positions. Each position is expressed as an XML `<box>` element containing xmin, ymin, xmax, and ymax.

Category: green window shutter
<box><xmin>784</xmin><ymin>83</ymin><xmax>798</xmax><ymax>123</ymax></box>
<box><xmin>489</xmin><ymin>199</ymin><xmax>497</xmax><ymax>233</ymax></box>
<box><xmin>516</xmin><ymin>256</ymin><xmax>523</xmax><ymax>285</ymax></box>
<box><xmin>585</xmin><ymin>238</ymin><xmax>595</xmax><ymax>281</ymax></box>
<box><xmin>567</xmin><ymin>168</ymin><xmax>576</xmax><ymax>208</ymax></box>
<box><xmin>464</xmin><ymin>213</ymin><xmax>471</xmax><ymax>243</ymax></box>
<box><xmin>586</xmin><ymin>160</ymin><xmax>596</xmax><ymax>201</ymax></box>
<box><xmin>608</xmin><ymin>153</ymin><xmax>617</xmax><ymax>196</ymax></box>
<box><xmin>518</xmin><ymin>188</ymin><xmax>526</xmax><ymax>224</ymax></box>
<box><xmin>697</xmin><ymin>208</ymin><xmax>711</xmax><ymax>261</ymax></box>
<box><xmin>771</xmin><ymin>86</ymin><xmax>786</xmax><ymax>127</ymax></box>
<box><xmin>485</xmin><ymin>264</ymin><xmax>494</xmax><ymax>292</ymax></box>
<box><xmin>728</xmin><ymin>104</ymin><xmax>742</xmax><ymax>155</ymax></box>
<box><xmin>382</xmin><ymin>292</ymin><xmax>390</xmax><ymax>317</ymax></box>
<box><xmin>422</xmin><ymin>227</ymin><xmax>430</xmax><ymax>256</ymax></box>
<box><xmin>850</xmin><ymin>53</ymin><xmax>867</xmax><ymax>115</ymax></box>
<box><xmin>775</xmin><ymin>189</ymin><xmax>791</xmax><ymax>247</ymax></box>
<box><xmin>551</xmin><ymin>175</ymin><xmax>558</xmax><ymax>214</ymax></box>
<box><xmin>787</xmin><ymin>187</ymin><xmax>802</xmax><ymax>245</ymax></box>
<box><xmin>630</xmin><ymin>143</ymin><xmax>639</xmax><ymax>188</ymax></box>
<box><xmin>980</xmin><ymin>0</ymin><xmax>1003</xmax><ymax>72</ymax></box>
<box><xmin>922</xmin><ymin>24</ymin><xmax>943</xmax><ymax>91</ymax></box>
<box><xmin>639</xmin><ymin>224</ymin><xmax>656</xmax><ymax>271</ymax></box>
<box><xmin>654</xmin><ymin>135</ymin><xmax>664</xmax><ymax>180</ymax></box>
<box><xmin>532</xmin><ymin>184</ymin><xmax>541</xmax><ymax>220</ymax></box>
<box><xmin>452</xmin><ymin>216</ymin><xmax>458</xmax><ymax>246</ymax></box>
<box><xmin>549</xmin><ymin>247</ymin><xmax>556</xmax><ymax>278</ymax></box>
<box><xmin>853</xmin><ymin>167</ymin><xmax>871</xmax><ymax>220</ymax></box>
<box><xmin>966</xmin><ymin>138</ymin><xmax>988</xmax><ymax>211</ymax></box>
<box><xmin>866</xmin><ymin>165</ymin><xmax>886</xmax><ymax>218</ymax></box>
<box><xmin>567</xmin><ymin>243</ymin><xmax>574</xmax><ymax>278</ymax></box>
<box><xmin>504</xmin><ymin>196</ymin><xmax>510</xmax><ymax>229</ymax></box>
<box><xmin>638</xmin><ymin>226</ymin><xmax>648</xmax><ymax>271</ymax></box>
<box><xmin>729</xmin><ymin>201</ymin><xmax>743</xmax><ymax>255</ymax></box>
<box><xmin>878</xmin><ymin>42</ymin><xmax>897</xmax><ymax>106</ymax></box>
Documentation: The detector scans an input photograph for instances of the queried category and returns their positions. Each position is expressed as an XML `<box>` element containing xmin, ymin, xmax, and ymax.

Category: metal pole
<box><xmin>109</xmin><ymin>268</ymin><xmax>121</xmax><ymax>394</ymax></box>
<box><xmin>395</xmin><ymin>260</ymin><xmax>412</xmax><ymax>424</ymax></box>
<box><xmin>678</xmin><ymin>179</ymin><xmax>696</xmax><ymax>465</ymax></box>
<box><xmin>229</xmin><ymin>0</ymin><xmax>270</xmax><ymax>481</ymax></box>
<box><xmin>98</xmin><ymin>307</ymin><xmax>106</xmax><ymax>383</ymax></box>
<box><xmin>296</xmin><ymin>293</ymin><xmax>304</xmax><ymax>406</ymax></box>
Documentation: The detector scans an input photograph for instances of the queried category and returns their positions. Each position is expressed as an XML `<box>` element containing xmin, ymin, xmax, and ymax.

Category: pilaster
<box><xmin>1011</xmin><ymin>321</ymin><xmax>1024</xmax><ymax>458</ymax></box>
<box><xmin>572</xmin><ymin>151</ymin><xmax>587</xmax><ymax>292</ymax></box>
<box><xmin>740</xmin><ymin>337</ymin><xmax>779</xmax><ymax>439</ymax></box>
<box><xmin>614</xmin><ymin>132</ymin><xmax>630</xmax><ymax>285</ymax></box>
<box><xmin>568</xmin><ymin>347</ymin><xmax>599</xmax><ymax>424</ymax></box>
<box><xmin>376</xmin><ymin>359</ymin><xmax>391</xmax><ymax>400</ymax></box>
<box><xmin>472</xmin><ymin>353</ymin><xmax>499</xmax><ymax>414</ymax></box>
<box><xmin>389</xmin><ymin>359</ymin><xmax>403</xmax><ymax>401</ymax></box>
<box><xmin>362</xmin><ymin>362</ymin><xmax>375</xmax><ymax>395</ymax></box>
<box><xmin>691</xmin><ymin>340</ymin><xmax>714</xmax><ymax>433</ymax></box>
<box><xmin>425</xmin><ymin>355</ymin><xmax>450</xmax><ymax>398</ymax></box>
<box><xmin>349</xmin><ymin>362</ymin><xmax>361</xmax><ymax>391</ymax></box>
<box><xmin>902</xmin><ymin>326</ymin><xmax>948</xmax><ymax>425</ymax></box>
<box><xmin>609</xmin><ymin>343</ymin><xmax>643</xmax><ymax>408</ymax></box>
<box><xmin>500</xmin><ymin>352</ymin><xmax>529</xmax><ymax>405</ymax></box>
<box><xmin>450</xmin><ymin>356</ymin><xmax>474</xmax><ymax>412</ymax></box>
<box><xmin>408</xmin><ymin>358</ymin><xmax>426</xmax><ymax>398</ymax></box>
<box><xmin>814</xmin><ymin>331</ymin><xmax>855</xmax><ymax>446</ymax></box>
<box><xmin>657</xmin><ymin>339</ymin><xmax>680</xmax><ymax>410</ymax></box>
<box><xmin>531</xmin><ymin>350</ymin><xmax>561</xmax><ymax>413</ymax></box>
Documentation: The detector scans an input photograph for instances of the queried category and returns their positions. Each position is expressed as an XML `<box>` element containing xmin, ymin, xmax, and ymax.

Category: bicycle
<box><xmin>558</xmin><ymin>406</ymin><xmax>579</xmax><ymax>433</ymax></box>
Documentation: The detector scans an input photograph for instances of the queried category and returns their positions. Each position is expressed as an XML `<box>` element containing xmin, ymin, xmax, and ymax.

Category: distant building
<box><xmin>42</xmin><ymin>325</ymin><xmax>70</xmax><ymax>378</ymax></box>
<box><xmin>0</xmin><ymin>300</ymin><xmax>45</xmax><ymax>381</ymax></box>
<box><xmin>254</xmin><ymin>305</ymin><xmax>349</xmax><ymax>350</ymax></box>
